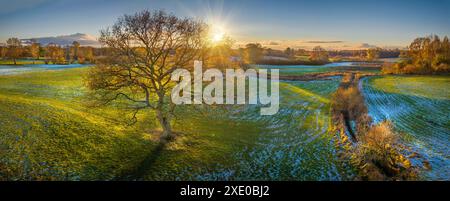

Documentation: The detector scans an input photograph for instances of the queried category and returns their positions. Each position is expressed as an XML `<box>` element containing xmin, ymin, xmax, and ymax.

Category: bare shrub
<box><xmin>356</xmin><ymin>121</ymin><xmax>416</xmax><ymax>180</ymax></box>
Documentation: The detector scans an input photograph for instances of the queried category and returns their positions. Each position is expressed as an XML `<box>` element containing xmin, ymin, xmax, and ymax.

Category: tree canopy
<box><xmin>87</xmin><ymin>10</ymin><xmax>209</xmax><ymax>140</ymax></box>
<box><xmin>384</xmin><ymin>35</ymin><xmax>450</xmax><ymax>74</ymax></box>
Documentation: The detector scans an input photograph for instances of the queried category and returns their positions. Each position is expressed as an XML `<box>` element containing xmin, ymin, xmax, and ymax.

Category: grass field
<box><xmin>0</xmin><ymin>59</ymin><xmax>46</xmax><ymax>65</ymax></box>
<box><xmin>0</xmin><ymin>68</ymin><xmax>156</xmax><ymax>180</ymax></box>
<box><xmin>151</xmin><ymin>77</ymin><xmax>353</xmax><ymax>180</ymax></box>
<box><xmin>220</xmin><ymin>78</ymin><xmax>353</xmax><ymax>180</ymax></box>
<box><xmin>362</xmin><ymin>76</ymin><xmax>450</xmax><ymax>180</ymax></box>
<box><xmin>0</xmin><ymin>67</ymin><xmax>352</xmax><ymax>180</ymax></box>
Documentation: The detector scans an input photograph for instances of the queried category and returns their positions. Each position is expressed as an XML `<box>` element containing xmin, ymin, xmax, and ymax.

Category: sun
<box><xmin>210</xmin><ymin>25</ymin><xmax>226</xmax><ymax>43</ymax></box>
<box><xmin>212</xmin><ymin>31</ymin><xmax>224</xmax><ymax>43</ymax></box>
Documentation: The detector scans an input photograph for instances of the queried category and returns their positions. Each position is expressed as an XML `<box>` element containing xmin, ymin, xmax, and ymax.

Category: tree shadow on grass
<box><xmin>115</xmin><ymin>141</ymin><xmax>166</xmax><ymax>181</ymax></box>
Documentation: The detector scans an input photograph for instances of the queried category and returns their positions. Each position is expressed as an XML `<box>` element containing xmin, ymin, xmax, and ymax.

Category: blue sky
<box><xmin>1</xmin><ymin>0</ymin><xmax>449</xmax><ymax>49</ymax></box>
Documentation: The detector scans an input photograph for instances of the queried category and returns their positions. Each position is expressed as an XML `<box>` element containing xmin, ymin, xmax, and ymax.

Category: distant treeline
<box><xmin>328</xmin><ymin>49</ymin><xmax>401</xmax><ymax>58</ymax></box>
<box><xmin>382</xmin><ymin>35</ymin><xmax>450</xmax><ymax>74</ymax></box>
<box><xmin>0</xmin><ymin>38</ymin><xmax>94</xmax><ymax>65</ymax></box>
<box><xmin>243</xmin><ymin>43</ymin><xmax>403</xmax><ymax>65</ymax></box>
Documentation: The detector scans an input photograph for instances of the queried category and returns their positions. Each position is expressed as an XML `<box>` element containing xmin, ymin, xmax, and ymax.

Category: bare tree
<box><xmin>309</xmin><ymin>46</ymin><xmax>329</xmax><ymax>62</ymax></box>
<box><xmin>45</xmin><ymin>43</ymin><xmax>65</xmax><ymax>64</ymax></box>
<box><xmin>0</xmin><ymin>46</ymin><xmax>6</xmax><ymax>59</ymax></box>
<box><xmin>78</xmin><ymin>46</ymin><xmax>94</xmax><ymax>64</ymax></box>
<box><xmin>86</xmin><ymin>10</ymin><xmax>208</xmax><ymax>140</ymax></box>
<box><xmin>366</xmin><ymin>47</ymin><xmax>381</xmax><ymax>61</ymax></box>
<box><xmin>30</xmin><ymin>41</ymin><xmax>40</xmax><ymax>61</ymax></box>
<box><xmin>6</xmin><ymin>38</ymin><xmax>22</xmax><ymax>65</ymax></box>
<box><xmin>72</xmin><ymin>41</ymin><xmax>80</xmax><ymax>62</ymax></box>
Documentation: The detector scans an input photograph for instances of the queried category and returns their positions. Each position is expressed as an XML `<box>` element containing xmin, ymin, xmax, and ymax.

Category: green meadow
<box><xmin>0</xmin><ymin>59</ymin><xmax>45</xmax><ymax>65</ymax></box>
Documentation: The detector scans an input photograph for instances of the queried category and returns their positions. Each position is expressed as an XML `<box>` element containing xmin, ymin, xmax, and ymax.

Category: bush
<box><xmin>356</xmin><ymin>121</ymin><xmax>416</xmax><ymax>180</ymax></box>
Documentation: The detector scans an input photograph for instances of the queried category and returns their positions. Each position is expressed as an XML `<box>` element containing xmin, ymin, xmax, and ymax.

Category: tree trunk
<box><xmin>13</xmin><ymin>58</ymin><xmax>16</xmax><ymax>65</ymax></box>
<box><xmin>157</xmin><ymin>108</ymin><xmax>172</xmax><ymax>141</ymax></box>
<box><xmin>156</xmin><ymin>93</ymin><xmax>173</xmax><ymax>141</ymax></box>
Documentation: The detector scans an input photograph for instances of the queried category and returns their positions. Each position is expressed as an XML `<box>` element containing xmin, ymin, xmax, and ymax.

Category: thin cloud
<box><xmin>305</xmin><ymin>40</ymin><xmax>344</xmax><ymax>44</ymax></box>
<box><xmin>358</xmin><ymin>43</ymin><xmax>378</xmax><ymax>49</ymax></box>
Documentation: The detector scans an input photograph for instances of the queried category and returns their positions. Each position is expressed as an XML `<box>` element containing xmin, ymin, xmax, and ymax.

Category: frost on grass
<box><xmin>362</xmin><ymin>76</ymin><xmax>450</xmax><ymax>180</ymax></box>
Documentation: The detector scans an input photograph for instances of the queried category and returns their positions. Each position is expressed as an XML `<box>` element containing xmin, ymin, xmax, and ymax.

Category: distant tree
<box><xmin>399</xmin><ymin>50</ymin><xmax>408</xmax><ymax>58</ymax></box>
<box><xmin>202</xmin><ymin>36</ymin><xmax>237</xmax><ymax>69</ymax></box>
<box><xmin>407</xmin><ymin>35</ymin><xmax>448</xmax><ymax>72</ymax></box>
<box><xmin>64</xmin><ymin>46</ymin><xmax>71</xmax><ymax>62</ymax></box>
<box><xmin>45</xmin><ymin>43</ymin><xmax>65</xmax><ymax>64</ymax></box>
<box><xmin>383</xmin><ymin>35</ymin><xmax>450</xmax><ymax>74</ymax></box>
<box><xmin>284</xmin><ymin>47</ymin><xmax>295</xmax><ymax>58</ymax></box>
<box><xmin>39</xmin><ymin>45</ymin><xmax>46</xmax><ymax>60</ymax></box>
<box><xmin>442</xmin><ymin>36</ymin><xmax>450</xmax><ymax>62</ymax></box>
<box><xmin>78</xmin><ymin>46</ymin><xmax>94</xmax><ymax>64</ymax></box>
<box><xmin>296</xmin><ymin>48</ymin><xmax>307</xmax><ymax>56</ymax></box>
<box><xmin>0</xmin><ymin>46</ymin><xmax>8</xmax><ymax>59</ymax></box>
<box><xmin>6</xmin><ymin>38</ymin><xmax>22</xmax><ymax>65</ymax></box>
<box><xmin>72</xmin><ymin>41</ymin><xmax>80</xmax><ymax>61</ymax></box>
<box><xmin>69</xmin><ymin>41</ymin><xmax>94</xmax><ymax>64</ymax></box>
<box><xmin>309</xmin><ymin>46</ymin><xmax>329</xmax><ymax>62</ymax></box>
<box><xmin>242</xmin><ymin>43</ymin><xmax>263</xmax><ymax>64</ymax></box>
<box><xmin>86</xmin><ymin>10</ymin><xmax>208</xmax><ymax>140</ymax></box>
<box><xmin>30</xmin><ymin>42</ymin><xmax>40</xmax><ymax>60</ymax></box>
<box><xmin>265</xmin><ymin>48</ymin><xmax>274</xmax><ymax>56</ymax></box>
<box><xmin>366</xmin><ymin>48</ymin><xmax>381</xmax><ymax>61</ymax></box>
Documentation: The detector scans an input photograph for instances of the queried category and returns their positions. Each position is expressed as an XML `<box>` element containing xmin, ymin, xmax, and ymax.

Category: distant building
<box><xmin>0</xmin><ymin>42</ymin><xmax>6</xmax><ymax>47</ymax></box>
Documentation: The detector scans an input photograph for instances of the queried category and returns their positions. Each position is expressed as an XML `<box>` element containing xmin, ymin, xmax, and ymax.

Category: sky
<box><xmin>0</xmin><ymin>0</ymin><xmax>449</xmax><ymax>49</ymax></box>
